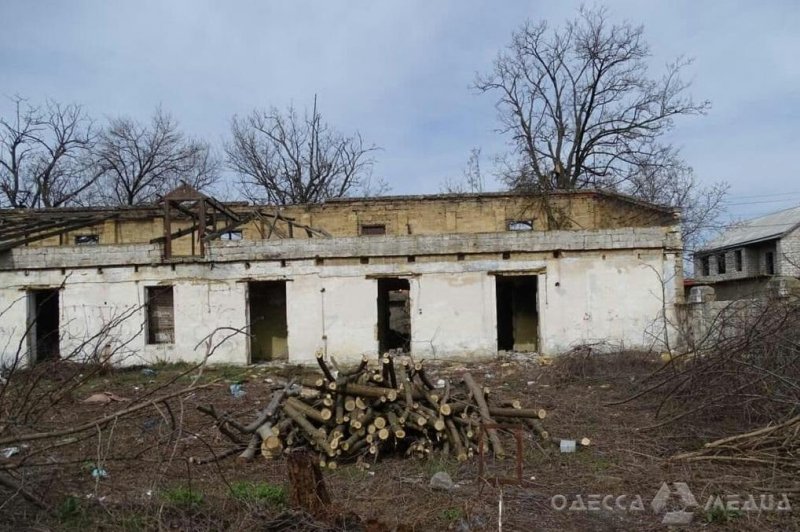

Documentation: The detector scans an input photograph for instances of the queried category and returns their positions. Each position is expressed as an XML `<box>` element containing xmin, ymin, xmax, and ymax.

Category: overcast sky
<box><xmin>1</xmin><ymin>0</ymin><xmax>799</xmax><ymax>219</ymax></box>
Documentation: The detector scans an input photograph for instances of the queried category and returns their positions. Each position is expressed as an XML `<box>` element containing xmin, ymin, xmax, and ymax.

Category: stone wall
<box><xmin>8</xmin><ymin>191</ymin><xmax>677</xmax><ymax>250</ymax></box>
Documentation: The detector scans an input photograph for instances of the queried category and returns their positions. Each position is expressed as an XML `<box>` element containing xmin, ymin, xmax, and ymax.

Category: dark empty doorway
<box><xmin>28</xmin><ymin>289</ymin><xmax>60</xmax><ymax>362</ymax></box>
<box><xmin>377</xmin><ymin>278</ymin><xmax>411</xmax><ymax>353</ymax></box>
<box><xmin>248</xmin><ymin>281</ymin><xmax>288</xmax><ymax>362</ymax></box>
<box><xmin>496</xmin><ymin>275</ymin><xmax>538</xmax><ymax>352</ymax></box>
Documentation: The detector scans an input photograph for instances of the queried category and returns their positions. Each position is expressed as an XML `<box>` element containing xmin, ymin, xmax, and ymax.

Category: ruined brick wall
<box><xmin>8</xmin><ymin>191</ymin><xmax>676</xmax><ymax>250</ymax></box>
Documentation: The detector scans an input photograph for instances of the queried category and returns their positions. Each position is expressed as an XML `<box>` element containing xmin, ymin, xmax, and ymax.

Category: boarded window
<box><xmin>717</xmin><ymin>253</ymin><xmax>726</xmax><ymax>275</ymax></box>
<box><xmin>146</xmin><ymin>286</ymin><xmax>174</xmax><ymax>344</ymax></box>
<box><xmin>221</xmin><ymin>231</ymin><xmax>243</xmax><ymax>241</ymax></box>
<box><xmin>701</xmin><ymin>256</ymin><xmax>710</xmax><ymax>276</ymax></box>
<box><xmin>75</xmin><ymin>234</ymin><xmax>99</xmax><ymax>245</ymax></box>
<box><xmin>734</xmin><ymin>249</ymin><xmax>743</xmax><ymax>272</ymax></box>
<box><xmin>506</xmin><ymin>220</ymin><xmax>533</xmax><ymax>231</ymax></box>
<box><xmin>360</xmin><ymin>224</ymin><xmax>386</xmax><ymax>236</ymax></box>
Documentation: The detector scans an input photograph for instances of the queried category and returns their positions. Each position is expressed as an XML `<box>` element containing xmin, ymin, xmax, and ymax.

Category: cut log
<box><xmin>414</xmin><ymin>363</ymin><xmax>436</xmax><ymax>390</ymax></box>
<box><xmin>261</xmin><ymin>434</ymin><xmax>283</xmax><ymax>459</ymax></box>
<box><xmin>525</xmin><ymin>419</ymin><xmax>549</xmax><ymax>441</ymax></box>
<box><xmin>283</xmin><ymin>404</ymin><xmax>333</xmax><ymax>456</ymax></box>
<box><xmin>446</xmin><ymin>419</ymin><xmax>467</xmax><ymax>462</ymax></box>
<box><xmin>340</xmin><ymin>382</ymin><xmax>398</xmax><ymax>402</ymax></box>
<box><xmin>463</xmin><ymin>372</ymin><xmax>505</xmax><ymax>459</ymax></box>
<box><xmin>383</xmin><ymin>354</ymin><xmax>398</xmax><ymax>388</ymax></box>
<box><xmin>387</xmin><ymin>411</ymin><xmax>406</xmax><ymax>439</ymax></box>
<box><xmin>344</xmin><ymin>396</ymin><xmax>356</xmax><ymax>412</ymax></box>
<box><xmin>315</xmin><ymin>352</ymin><xmax>336</xmax><ymax>382</ymax></box>
<box><xmin>488</xmin><ymin>407</ymin><xmax>546</xmax><ymax>420</ymax></box>
<box><xmin>285</xmin><ymin>397</ymin><xmax>332</xmax><ymax>424</ymax></box>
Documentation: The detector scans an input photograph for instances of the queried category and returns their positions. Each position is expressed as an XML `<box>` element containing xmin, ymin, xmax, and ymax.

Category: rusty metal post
<box><xmin>477</xmin><ymin>422</ymin><xmax>525</xmax><ymax>486</ymax></box>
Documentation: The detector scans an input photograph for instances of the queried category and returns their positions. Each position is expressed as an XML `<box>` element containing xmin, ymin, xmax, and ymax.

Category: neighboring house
<box><xmin>0</xmin><ymin>186</ymin><xmax>682</xmax><ymax>366</ymax></box>
<box><xmin>693</xmin><ymin>205</ymin><xmax>800</xmax><ymax>300</ymax></box>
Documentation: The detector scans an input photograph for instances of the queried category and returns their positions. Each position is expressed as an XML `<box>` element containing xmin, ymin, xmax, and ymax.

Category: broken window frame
<box><xmin>360</xmin><ymin>224</ymin><xmax>387</xmax><ymax>236</ymax></box>
<box><xmin>74</xmin><ymin>234</ymin><xmax>99</xmax><ymax>245</ymax></box>
<box><xmin>765</xmin><ymin>251</ymin><xmax>775</xmax><ymax>275</ymax></box>
<box><xmin>716</xmin><ymin>253</ymin><xmax>727</xmax><ymax>275</ymax></box>
<box><xmin>700</xmin><ymin>255</ymin><xmax>710</xmax><ymax>276</ymax></box>
<box><xmin>506</xmin><ymin>220</ymin><xmax>534</xmax><ymax>231</ymax></box>
<box><xmin>220</xmin><ymin>230</ymin><xmax>243</xmax><ymax>241</ymax></box>
<box><xmin>145</xmin><ymin>286</ymin><xmax>175</xmax><ymax>345</ymax></box>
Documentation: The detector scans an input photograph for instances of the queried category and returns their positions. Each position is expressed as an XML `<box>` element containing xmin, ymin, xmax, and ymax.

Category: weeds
<box><xmin>229</xmin><ymin>481</ymin><xmax>286</xmax><ymax>507</ymax></box>
<box><xmin>56</xmin><ymin>496</ymin><xmax>89</xmax><ymax>528</ymax></box>
<box><xmin>441</xmin><ymin>507</ymin><xmax>463</xmax><ymax>522</ymax></box>
<box><xmin>420</xmin><ymin>455</ymin><xmax>459</xmax><ymax>478</ymax></box>
<box><xmin>161</xmin><ymin>486</ymin><xmax>203</xmax><ymax>507</ymax></box>
<box><xmin>704</xmin><ymin>506</ymin><xmax>741</xmax><ymax>524</ymax></box>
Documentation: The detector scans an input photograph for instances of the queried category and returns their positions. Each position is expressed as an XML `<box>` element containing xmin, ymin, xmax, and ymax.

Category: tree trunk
<box><xmin>286</xmin><ymin>450</ymin><xmax>331</xmax><ymax>517</ymax></box>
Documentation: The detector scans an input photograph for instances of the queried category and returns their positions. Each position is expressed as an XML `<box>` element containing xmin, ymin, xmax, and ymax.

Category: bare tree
<box><xmin>226</xmin><ymin>97</ymin><xmax>378</xmax><ymax>204</ymax></box>
<box><xmin>626</xmin><ymin>147</ymin><xmax>728</xmax><ymax>253</ymax></box>
<box><xmin>476</xmin><ymin>6</ymin><xmax>723</xmax><ymax>237</ymax></box>
<box><xmin>0</xmin><ymin>97</ymin><xmax>99</xmax><ymax>208</ymax></box>
<box><xmin>93</xmin><ymin>108</ymin><xmax>218</xmax><ymax>205</ymax></box>
<box><xmin>440</xmin><ymin>147</ymin><xmax>485</xmax><ymax>194</ymax></box>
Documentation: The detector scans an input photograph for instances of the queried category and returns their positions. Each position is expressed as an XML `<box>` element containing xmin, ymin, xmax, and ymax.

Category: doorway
<box><xmin>28</xmin><ymin>289</ymin><xmax>60</xmax><ymax>362</ymax></box>
<box><xmin>377</xmin><ymin>278</ymin><xmax>411</xmax><ymax>353</ymax></box>
<box><xmin>496</xmin><ymin>275</ymin><xmax>538</xmax><ymax>352</ymax></box>
<box><xmin>248</xmin><ymin>281</ymin><xmax>288</xmax><ymax>362</ymax></box>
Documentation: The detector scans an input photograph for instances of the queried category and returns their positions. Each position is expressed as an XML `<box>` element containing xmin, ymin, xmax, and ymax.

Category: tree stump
<box><xmin>287</xmin><ymin>449</ymin><xmax>331</xmax><ymax>516</ymax></box>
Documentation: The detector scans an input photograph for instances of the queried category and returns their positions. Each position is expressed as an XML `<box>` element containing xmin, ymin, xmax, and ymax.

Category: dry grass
<box><xmin>1</xmin><ymin>355</ymin><xmax>798</xmax><ymax>531</ymax></box>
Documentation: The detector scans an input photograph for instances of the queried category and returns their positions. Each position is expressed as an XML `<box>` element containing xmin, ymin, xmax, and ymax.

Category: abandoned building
<box><xmin>692</xmin><ymin>205</ymin><xmax>800</xmax><ymax>300</ymax></box>
<box><xmin>0</xmin><ymin>186</ymin><xmax>682</xmax><ymax>367</ymax></box>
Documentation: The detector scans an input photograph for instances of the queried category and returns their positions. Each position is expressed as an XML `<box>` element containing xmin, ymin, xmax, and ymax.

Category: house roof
<box><xmin>701</xmin><ymin>204</ymin><xmax>800</xmax><ymax>252</ymax></box>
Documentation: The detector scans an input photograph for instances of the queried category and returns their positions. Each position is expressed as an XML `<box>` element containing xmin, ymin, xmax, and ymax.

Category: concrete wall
<box><xmin>0</xmin><ymin>246</ymin><xmax>680</xmax><ymax>367</ymax></box>
<box><xmin>693</xmin><ymin>241</ymin><xmax>776</xmax><ymax>283</ymax></box>
<box><xmin>779</xmin><ymin>227</ymin><xmax>800</xmax><ymax>277</ymax></box>
<box><xmin>2</xmin><ymin>226</ymin><xmax>680</xmax><ymax>271</ymax></box>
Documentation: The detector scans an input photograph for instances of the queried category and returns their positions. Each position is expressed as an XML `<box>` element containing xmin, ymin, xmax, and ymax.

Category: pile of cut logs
<box><xmin>195</xmin><ymin>353</ymin><xmax>579</xmax><ymax>468</ymax></box>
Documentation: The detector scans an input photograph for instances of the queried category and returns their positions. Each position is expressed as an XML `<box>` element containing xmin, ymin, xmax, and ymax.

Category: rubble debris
<box><xmin>1</xmin><ymin>447</ymin><xmax>19</xmax><ymax>459</ymax></box>
<box><xmin>90</xmin><ymin>467</ymin><xmax>108</xmax><ymax>479</ymax></box>
<box><xmin>559</xmin><ymin>439</ymin><xmax>576</xmax><ymax>453</ymax></box>
<box><xmin>81</xmin><ymin>392</ymin><xmax>130</xmax><ymax>404</ymax></box>
<box><xmin>429</xmin><ymin>471</ymin><xmax>454</xmax><ymax>491</ymax></box>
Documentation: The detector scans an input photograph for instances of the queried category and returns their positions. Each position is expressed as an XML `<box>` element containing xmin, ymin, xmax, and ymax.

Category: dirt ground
<box><xmin>1</xmin><ymin>353</ymin><xmax>797</xmax><ymax>531</ymax></box>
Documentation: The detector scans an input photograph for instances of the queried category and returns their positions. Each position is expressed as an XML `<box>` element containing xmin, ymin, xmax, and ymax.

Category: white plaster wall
<box><xmin>0</xmin><ymin>287</ymin><xmax>30</xmax><ymax>368</ymax></box>
<box><xmin>285</xmin><ymin>275</ymin><xmax>324</xmax><ymax>364</ymax></box>
<box><xmin>540</xmin><ymin>252</ymin><xmax>673</xmax><ymax>353</ymax></box>
<box><xmin>0</xmin><ymin>266</ymin><xmax>252</xmax><ymax>367</ymax></box>
<box><xmin>286</xmin><ymin>274</ymin><xmax>378</xmax><ymax>365</ymax></box>
<box><xmin>410</xmin><ymin>271</ymin><xmax>496</xmax><ymax>359</ymax></box>
<box><xmin>172</xmin><ymin>281</ymin><xmax>248</xmax><ymax>365</ymax></box>
<box><xmin>59</xmin><ymin>273</ymin><xmax>147</xmax><ymax>366</ymax></box>
<box><xmin>0</xmin><ymin>249</ymin><xmax>680</xmax><ymax>365</ymax></box>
